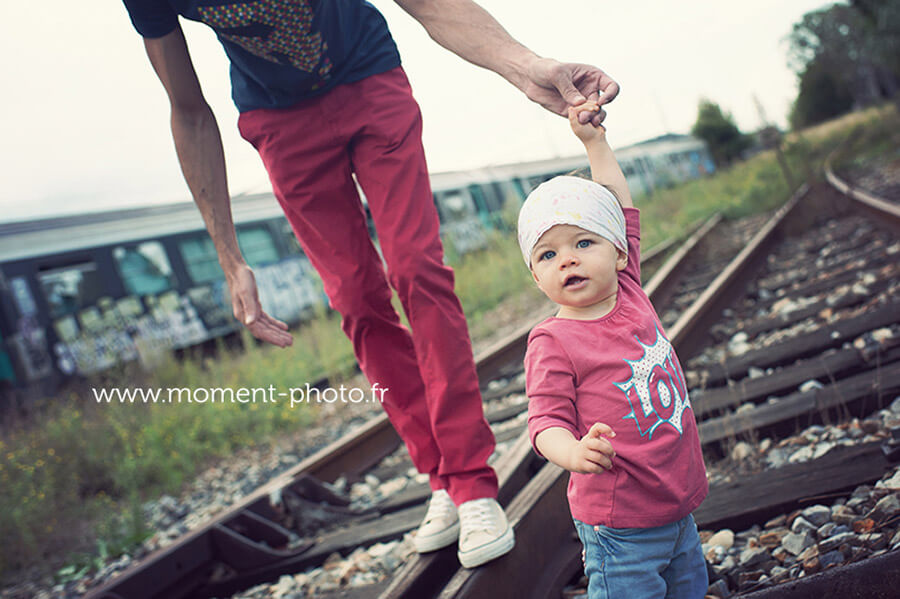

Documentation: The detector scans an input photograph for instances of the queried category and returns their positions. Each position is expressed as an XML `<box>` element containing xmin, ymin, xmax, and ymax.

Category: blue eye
<box><xmin>539</xmin><ymin>250</ymin><xmax>556</xmax><ymax>261</ymax></box>
<box><xmin>576</xmin><ymin>239</ymin><xmax>592</xmax><ymax>249</ymax></box>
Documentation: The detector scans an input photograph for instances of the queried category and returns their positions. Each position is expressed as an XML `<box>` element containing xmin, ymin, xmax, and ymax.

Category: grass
<box><xmin>829</xmin><ymin>106</ymin><xmax>900</xmax><ymax>175</ymax></box>
<box><xmin>1</xmin><ymin>103</ymin><xmax>897</xmax><ymax>586</ymax></box>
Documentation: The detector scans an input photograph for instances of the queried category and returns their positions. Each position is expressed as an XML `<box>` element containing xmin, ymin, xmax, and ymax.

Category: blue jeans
<box><xmin>573</xmin><ymin>514</ymin><xmax>707</xmax><ymax>599</ymax></box>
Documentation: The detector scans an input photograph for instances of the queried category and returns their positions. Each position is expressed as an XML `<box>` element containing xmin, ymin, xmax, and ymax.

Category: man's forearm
<box><xmin>170</xmin><ymin>104</ymin><xmax>244</xmax><ymax>272</ymax></box>
<box><xmin>143</xmin><ymin>28</ymin><xmax>246</xmax><ymax>274</ymax></box>
<box><xmin>394</xmin><ymin>0</ymin><xmax>537</xmax><ymax>91</ymax></box>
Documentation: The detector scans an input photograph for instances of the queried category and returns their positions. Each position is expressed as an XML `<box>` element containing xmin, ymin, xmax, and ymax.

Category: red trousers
<box><xmin>238</xmin><ymin>67</ymin><xmax>498</xmax><ymax>503</ymax></box>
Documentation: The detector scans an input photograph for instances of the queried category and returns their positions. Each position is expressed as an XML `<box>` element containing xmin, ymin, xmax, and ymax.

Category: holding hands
<box><xmin>568</xmin><ymin>101</ymin><xmax>607</xmax><ymax>143</ymax></box>
<box><xmin>522</xmin><ymin>58</ymin><xmax>619</xmax><ymax>126</ymax></box>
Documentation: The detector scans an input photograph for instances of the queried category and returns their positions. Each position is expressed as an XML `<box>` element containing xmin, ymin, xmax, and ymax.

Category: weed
<box><xmin>1</xmin><ymin>104</ymin><xmax>896</xmax><ymax>584</ymax></box>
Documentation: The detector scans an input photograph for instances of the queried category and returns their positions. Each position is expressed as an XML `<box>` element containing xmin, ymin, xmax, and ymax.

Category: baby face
<box><xmin>530</xmin><ymin>224</ymin><xmax>627</xmax><ymax>319</ymax></box>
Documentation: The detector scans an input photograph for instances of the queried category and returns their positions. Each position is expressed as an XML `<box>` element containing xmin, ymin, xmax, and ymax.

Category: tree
<box><xmin>850</xmin><ymin>0</ymin><xmax>900</xmax><ymax>104</ymax></box>
<box><xmin>788</xmin><ymin>2</ymin><xmax>899</xmax><ymax>124</ymax></box>
<box><xmin>790</xmin><ymin>56</ymin><xmax>855</xmax><ymax>129</ymax></box>
<box><xmin>691</xmin><ymin>100</ymin><xmax>750</xmax><ymax>168</ymax></box>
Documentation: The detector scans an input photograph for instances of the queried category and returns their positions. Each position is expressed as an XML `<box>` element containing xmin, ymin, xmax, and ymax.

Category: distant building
<box><xmin>615</xmin><ymin>134</ymin><xmax>716</xmax><ymax>197</ymax></box>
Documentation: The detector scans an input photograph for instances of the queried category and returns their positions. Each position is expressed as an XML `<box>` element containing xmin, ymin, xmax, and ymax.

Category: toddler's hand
<box><xmin>569</xmin><ymin>102</ymin><xmax>607</xmax><ymax>143</ymax></box>
<box><xmin>567</xmin><ymin>421</ymin><xmax>616</xmax><ymax>474</ymax></box>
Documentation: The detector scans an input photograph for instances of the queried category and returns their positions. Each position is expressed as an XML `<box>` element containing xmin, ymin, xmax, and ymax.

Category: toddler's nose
<box><xmin>560</xmin><ymin>253</ymin><xmax>579</xmax><ymax>267</ymax></box>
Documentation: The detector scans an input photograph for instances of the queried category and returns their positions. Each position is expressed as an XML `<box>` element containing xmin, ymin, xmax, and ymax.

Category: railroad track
<box><xmin>383</xmin><ymin>181</ymin><xmax>899</xmax><ymax>599</ymax></box>
<box><xmin>81</xmin><ymin>216</ymin><xmax>712</xmax><ymax>599</ymax></box>
<box><xmin>84</xmin><ymin>174</ymin><xmax>898</xmax><ymax>599</ymax></box>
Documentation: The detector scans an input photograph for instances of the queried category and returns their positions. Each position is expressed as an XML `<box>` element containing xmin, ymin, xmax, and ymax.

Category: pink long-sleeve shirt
<box><xmin>525</xmin><ymin>208</ymin><xmax>708</xmax><ymax>527</ymax></box>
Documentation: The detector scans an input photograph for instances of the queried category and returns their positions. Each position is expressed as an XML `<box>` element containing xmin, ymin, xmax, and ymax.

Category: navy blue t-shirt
<box><xmin>122</xmin><ymin>0</ymin><xmax>401</xmax><ymax>112</ymax></box>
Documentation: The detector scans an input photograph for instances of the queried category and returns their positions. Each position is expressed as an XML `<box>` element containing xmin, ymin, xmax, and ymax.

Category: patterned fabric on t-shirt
<box><xmin>525</xmin><ymin>208</ymin><xmax>708</xmax><ymax>528</ymax></box>
<box><xmin>122</xmin><ymin>0</ymin><xmax>401</xmax><ymax>111</ymax></box>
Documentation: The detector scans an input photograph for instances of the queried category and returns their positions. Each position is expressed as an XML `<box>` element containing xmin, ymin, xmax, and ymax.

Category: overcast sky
<box><xmin>0</xmin><ymin>0</ymin><xmax>833</xmax><ymax>224</ymax></box>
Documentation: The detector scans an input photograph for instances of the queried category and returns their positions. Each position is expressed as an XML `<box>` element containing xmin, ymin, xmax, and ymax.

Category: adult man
<box><xmin>121</xmin><ymin>0</ymin><xmax>618</xmax><ymax>568</ymax></box>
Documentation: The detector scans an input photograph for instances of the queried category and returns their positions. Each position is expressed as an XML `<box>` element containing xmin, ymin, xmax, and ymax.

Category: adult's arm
<box><xmin>142</xmin><ymin>27</ymin><xmax>292</xmax><ymax>347</ymax></box>
<box><xmin>393</xmin><ymin>0</ymin><xmax>619</xmax><ymax>124</ymax></box>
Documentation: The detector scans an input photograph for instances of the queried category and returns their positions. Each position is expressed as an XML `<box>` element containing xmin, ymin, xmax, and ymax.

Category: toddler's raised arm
<box><xmin>568</xmin><ymin>103</ymin><xmax>633</xmax><ymax>209</ymax></box>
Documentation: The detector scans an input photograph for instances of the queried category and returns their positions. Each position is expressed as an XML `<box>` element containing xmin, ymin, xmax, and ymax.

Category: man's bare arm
<box><xmin>394</xmin><ymin>0</ymin><xmax>619</xmax><ymax>124</ymax></box>
<box><xmin>143</xmin><ymin>27</ymin><xmax>292</xmax><ymax>346</ymax></box>
<box><xmin>144</xmin><ymin>27</ymin><xmax>241</xmax><ymax>270</ymax></box>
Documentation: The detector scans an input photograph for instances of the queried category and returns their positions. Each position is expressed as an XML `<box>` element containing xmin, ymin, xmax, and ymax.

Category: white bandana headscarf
<box><xmin>517</xmin><ymin>176</ymin><xmax>627</xmax><ymax>266</ymax></box>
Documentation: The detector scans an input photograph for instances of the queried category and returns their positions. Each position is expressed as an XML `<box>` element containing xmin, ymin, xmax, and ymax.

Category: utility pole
<box><xmin>754</xmin><ymin>95</ymin><xmax>796</xmax><ymax>191</ymax></box>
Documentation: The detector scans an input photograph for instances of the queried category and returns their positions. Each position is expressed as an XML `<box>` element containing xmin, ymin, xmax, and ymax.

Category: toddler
<box><xmin>520</xmin><ymin>103</ymin><xmax>709</xmax><ymax>598</ymax></box>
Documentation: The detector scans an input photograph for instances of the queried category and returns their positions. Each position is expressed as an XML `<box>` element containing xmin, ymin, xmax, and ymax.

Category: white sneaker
<box><xmin>413</xmin><ymin>489</ymin><xmax>460</xmax><ymax>553</ymax></box>
<box><xmin>457</xmin><ymin>497</ymin><xmax>515</xmax><ymax>568</ymax></box>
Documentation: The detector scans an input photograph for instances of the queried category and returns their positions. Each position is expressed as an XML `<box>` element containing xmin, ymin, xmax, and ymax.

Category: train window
<box><xmin>279</xmin><ymin>221</ymin><xmax>303</xmax><ymax>254</ymax></box>
<box><xmin>510</xmin><ymin>179</ymin><xmax>526</xmax><ymax>202</ymax></box>
<box><xmin>113</xmin><ymin>242</ymin><xmax>176</xmax><ymax>296</ymax></box>
<box><xmin>467</xmin><ymin>185</ymin><xmax>488</xmax><ymax>215</ymax></box>
<box><xmin>179</xmin><ymin>236</ymin><xmax>224</xmax><ymax>284</ymax></box>
<box><xmin>438</xmin><ymin>191</ymin><xmax>475</xmax><ymax>222</ymax></box>
<box><xmin>37</xmin><ymin>261</ymin><xmax>104</xmax><ymax>318</ymax></box>
<box><xmin>237</xmin><ymin>226</ymin><xmax>280</xmax><ymax>267</ymax></box>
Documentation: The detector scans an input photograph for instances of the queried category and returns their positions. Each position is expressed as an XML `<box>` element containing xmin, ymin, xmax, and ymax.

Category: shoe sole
<box><xmin>457</xmin><ymin>526</ymin><xmax>515</xmax><ymax>568</ymax></box>
<box><xmin>414</xmin><ymin>520</ymin><xmax>460</xmax><ymax>553</ymax></box>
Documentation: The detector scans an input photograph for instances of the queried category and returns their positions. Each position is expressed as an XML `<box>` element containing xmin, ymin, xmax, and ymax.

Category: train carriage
<box><xmin>0</xmin><ymin>135</ymin><xmax>714</xmax><ymax>388</ymax></box>
<box><xmin>0</xmin><ymin>194</ymin><xmax>322</xmax><ymax>386</ymax></box>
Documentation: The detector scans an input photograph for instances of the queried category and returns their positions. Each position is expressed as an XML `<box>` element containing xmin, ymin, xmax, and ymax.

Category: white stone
<box><xmin>791</xmin><ymin>516</ymin><xmax>817</xmax><ymax>534</ymax></box>
<box><xmin>368</xmin><ymin>541</ymin><xmax>397</xmax><ymax>559</ymax></box>
<box><xmin>378</xmin><ymin>477</ymin><xmax>408</xmax><ymax>497</ymax></box>
<box><xmin>739</xmin><ymin>546</ymin><xmax>770</xmax><ymax>568</ymax></box>
<box><xmin>799</xmin><ymin>380</ymin><xmax>825</xmax><ymax>393</ymax></box>
<box><xmin>801</xmin><ymin>505</ymin><xmax>832</xmax><ymax>527</ymax></box>
<box><xmin>882</xmin><ymin>469</ymin><xmax>900</xmax><ymax>491</ymax></box>
<box><xmin>729</xmin><ymin>332</ymin><xmax>751</xmax><ymax>356</ymax></box>
<box><xmin>789</xmin><ymin>446</ymin><xmax>814</xmax><ymax>464</ymax></box>
<box><xmin>812</xmin><ymin>442</ymin><xmax>836</xmax><ymax>459</ymax></box>
<box><xmin>866</xmin><ymin>493</ymin><xmax>900</xmax><ymax>521</ymax></box>
<box><xmin>890</xmin><ymin>397</ymin><xmax>900</xmax><ymax>415</ymax></box>
<box><xmin>771</xmin><ymin>297</ymin><xmax>797</xmax><ymax>315</ymax></box>
<box><xmin>350</xmin><ymin>483</ymin><xmax>373</xmax><ymax>499</ymax></box>
<box><xmin>272</xmin><ymin>575</ymin><xmax>297</xmax><ymax>598</ymax></box>
<box><xmin>731</xmin><ymin>442</ymin><xmax>754</xmax><ymax>462</ymax></box>
<box><xmin>707</xmin><ymin>529</ymin><xmax>735</xmax><ymax>550</ymax></box>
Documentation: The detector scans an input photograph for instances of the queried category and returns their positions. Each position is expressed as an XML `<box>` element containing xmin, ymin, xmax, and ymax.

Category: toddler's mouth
<box><xmin>564</xmin><ymin>275</ymin><xmax>586</xmax><ymax>287</ymax></box>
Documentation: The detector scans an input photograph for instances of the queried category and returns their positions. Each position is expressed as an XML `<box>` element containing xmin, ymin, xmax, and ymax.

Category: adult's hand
<box><xmin>142</xmin><ymin>30</ymin><xmax>293</xmax><ymax>348</ymax></box>
<box><xmin>523</xmin><ymin>58</ymin><xmax>620</xmax><ymax>126</ymax></box>
<box><xmin>227</xmin><ymin>265</ymin><xmax>293</xmax><ymax>348</ymax></box>
<box><xmin>394</xmin><ymin>0</ymin><xmax>618</xmax><ymax>125</ymax></box>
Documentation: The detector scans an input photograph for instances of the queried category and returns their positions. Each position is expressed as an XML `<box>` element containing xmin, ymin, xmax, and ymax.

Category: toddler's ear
<box><xmin>615</xmin><ymin>249</ymin><xmax>628</xmax><ymax>271</ymax></box>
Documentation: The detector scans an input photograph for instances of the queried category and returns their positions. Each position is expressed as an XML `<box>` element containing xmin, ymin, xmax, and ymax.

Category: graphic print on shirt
<box><xmin>198</xmin><ymin>0</ymin><xmax>333</xmax><ymax>77</ymax></box>
<box><xmin>615</xmin><ymin>324</ymin><xmax>692</xmax><ymax>439</ymax></box>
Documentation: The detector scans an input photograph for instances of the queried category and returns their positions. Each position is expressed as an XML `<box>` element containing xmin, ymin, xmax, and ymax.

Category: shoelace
<box><xmin>424</xmin><ymin>492</ymin><xmax>455</xmax><ymax>523</ymax></box>
<box><xmin>458</xmin><ymin>500</ymin><xmax>498</xmax><ymax>535</ymax></box>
